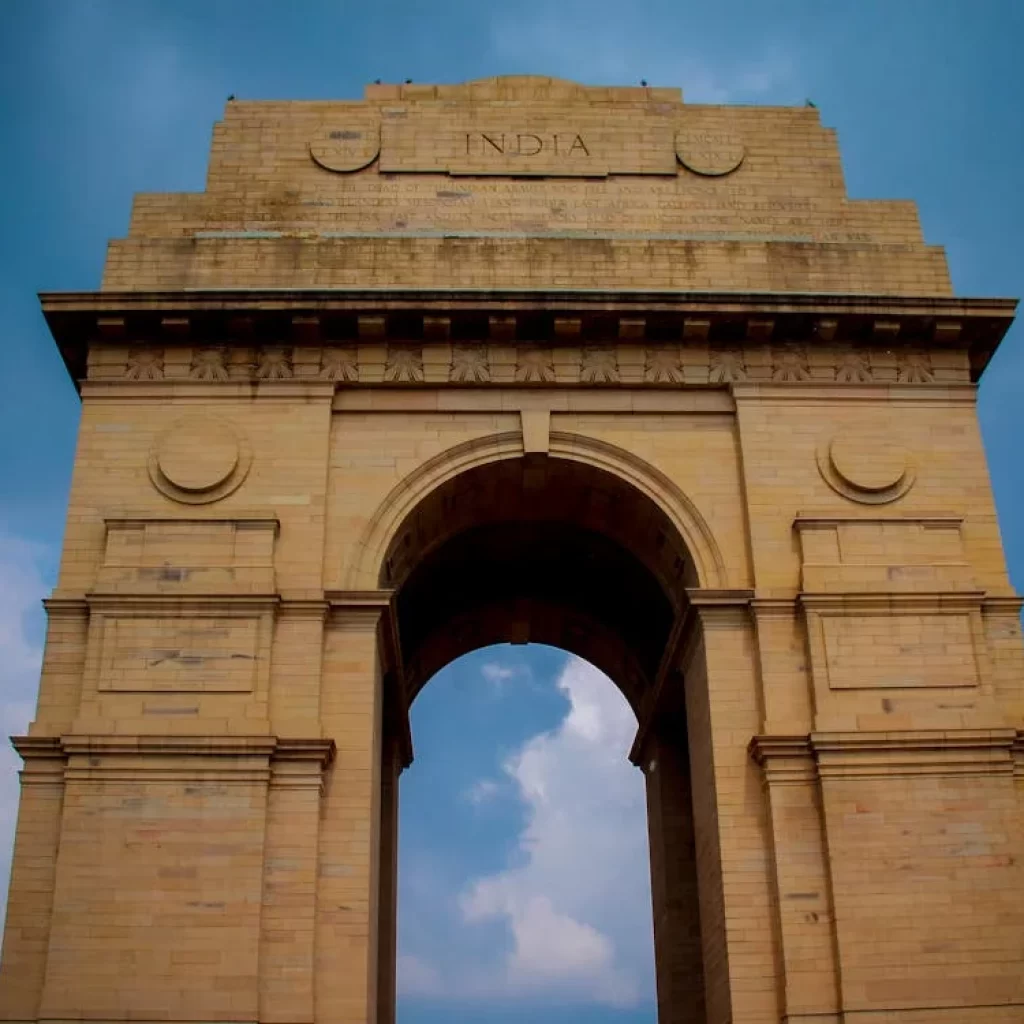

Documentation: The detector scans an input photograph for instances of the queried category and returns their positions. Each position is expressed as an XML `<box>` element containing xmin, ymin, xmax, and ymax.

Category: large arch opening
<box><xmin>396</xmin><ymin>644</ymin><xmax>656</xmax><ymax>1018</ymax></box>
<box><xmin>373</xmin><ymin>454</ymin><xmax>713</xmax><ymax>1024</ymax></box>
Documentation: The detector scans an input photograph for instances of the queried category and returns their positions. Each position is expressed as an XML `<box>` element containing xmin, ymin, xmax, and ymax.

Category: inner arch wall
<box><xmin>345</xmin><ymin>428</ymin><xmax>730</xmax><ymax>592</ymax></box>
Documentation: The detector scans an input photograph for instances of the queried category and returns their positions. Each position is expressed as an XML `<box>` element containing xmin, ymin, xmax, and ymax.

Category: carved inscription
<box><xmin>465</xmin><ymin>132</ymin><xmax>590</xmax><ymax>158</ymax></box>
<box><xmin>309</xmin><ymin>118</ymin><xmax>381</xmax><ymax>173</ymax></box>
<box><xmin>378</xmin><ymin>113</ymin><xmax>676</xmax><ymax>177</ymax></box>
<box><xmin>675</xmin><ymin>130</ymin><xmax>745</xmax><ymax>177</ymax></box>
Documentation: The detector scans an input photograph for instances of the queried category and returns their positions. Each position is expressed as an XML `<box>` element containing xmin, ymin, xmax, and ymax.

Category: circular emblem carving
<box><xmin>309</xmin><ymin>119</ymin><xmax>381</xmax><ymax>173</ymax></box>
<box><xmin>817</xmin><ymin>431</ymin><xmax>916</xmax><ymax>505</ymax></box>
<box><xmin>149</xmin><ymin>417</ymin><xmax>251</xmax><ymax>504</ymax></box>
<box><xmin>675</xmin><ymin>130</ymin><xmax>745</xmax><ymax>176</ymax></box>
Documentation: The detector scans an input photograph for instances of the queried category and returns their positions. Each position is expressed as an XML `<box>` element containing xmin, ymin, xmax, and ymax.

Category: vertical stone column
<box><xmin>0</xmin><ymin>598</ymin><xmax>88</xmax><ymax>1020</ymax></box>
<box><xmin>0</xmin><ymin>740</ymin><xmax>65</xmax><ymax>1021</ymax></box>
<box><xmin>317</xmin><ymin>599</ymin><xmax>386</xmax><ymax>1024</ymax></box>
<box><xmin>38</xmin><ymin>738</ymin><xmax>274</xmax><ymax>1022</ymax></box>
<box><xmin>375</xmin><ymin>718</ymin><xmax>403</xmax><ymax>1024</ymax></box>
<box><xmin>681</xmin><ymin>592</ymin><xmax>782</xmax><ymax>1024</ymax></box>
<box><xmin>748</xmin><ymin>737</ymin><xmax>841</xmax><ymax>1024</ymax></box>
<box><xmin>258</xmin><ymin>739</ymin><xmax>335</xmax><ymax>1023</ymax></box>
<box><xmin>640</xmin><ymin>712</ymin><xmax>705</xmax><ymax>1024</ymax></box>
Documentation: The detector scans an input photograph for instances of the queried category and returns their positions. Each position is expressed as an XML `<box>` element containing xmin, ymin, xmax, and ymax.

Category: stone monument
<box><xmin>1</xmin><ymin>76</ymin><xmax>1021</xmax><ymax>1024</ymax></box>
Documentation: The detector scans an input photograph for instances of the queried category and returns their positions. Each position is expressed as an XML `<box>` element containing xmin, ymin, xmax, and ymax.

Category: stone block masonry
<box><xmin>1</xmin><ymin>75</ymin><xmax>1021</xmax><ymax>1024</ymax></box>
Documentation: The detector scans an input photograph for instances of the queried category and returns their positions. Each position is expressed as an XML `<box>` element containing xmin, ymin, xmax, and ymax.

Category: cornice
<box><xmin>84</xmin><ymin>592</ymin><xmax>280</xmax><ymax>613</ymax></box>
<box><xmin>793</xmin><ymin>510</ymin><xmax>963</xmax><ymax>527</ymax></box>
<box><xmin>748</xmin><ymin>735</ymin><xmax>817</xmax><ymax>785</ymax></box>
<box><xmin>11</xmin><ymin>737</ymin><xmax>63</xmax><ymax>760</ymax></box>
<box><xmin>812</xmin><ymin>728</ymin><xmax>1017</xmax><ymax>779</ymax></box>
<box><xmin>11</xmin><ymin>735</ymin><xmax>338</xmax><ymax>786</ymax></box>
<box><xmin>751</xmin><ymin>729</ymin><xmax>1019</xmax><ymax>781</ymax></box>
<box><xmin>39</xmin><ymin>289</ymin><xmax>1019</xmax><ymax>318</ymax></box>
<box><xmin>798</xmin><ymin>590</ymin><xmax>986</xmax><ymax>612</ymax></box>
<box><xmin>42</xmin><ymin>288</ymin><xmax>1015</xmax><ymax>389</ymax></box>
<box><xmin>59</xmin><ymin>735</ymin><xmax>279</xmax><ymax>757</ymax></box>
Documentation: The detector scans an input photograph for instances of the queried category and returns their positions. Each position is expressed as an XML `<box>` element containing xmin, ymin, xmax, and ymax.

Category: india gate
<box><xmin>2</xmin><ymin>75</ymin><xmax>1023</xmax><ymax>1024</ymax></box>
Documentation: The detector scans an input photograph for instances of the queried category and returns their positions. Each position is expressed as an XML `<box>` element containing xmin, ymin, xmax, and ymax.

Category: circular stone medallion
<box><xmin>817</xmin><ymin>430</ymin><xmax>915</xmax><ymax>504</ymax></box>
<box><xmin>309</xmin><ymin>118</ymin><xmax>381</xmax><ymax>173</ymax></box>
<box><xmin>675</xmin><ymin>130</ymin><xmax>745</xmax><ymax>176</ymax></box>
<box><xmin>149</xmin><ymin>417</ymin><xmax>251</xmax><ymax>504</ymax></box>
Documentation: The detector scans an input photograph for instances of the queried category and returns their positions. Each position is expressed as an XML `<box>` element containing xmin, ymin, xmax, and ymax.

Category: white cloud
<box><xmin>481</xmin><ymin>661</ymin><xmax>517</xmax><ymax>685</ymax></box>
<box><xmin>481</xmin><ymin>661</ymin><xmax>520</xmax><ymax>694</ymax></box>
<box><xmin>464</xmin><ymin>778</ymin><xmax>502</xmax><ymax>805</ymax></box>
<box><xmin>0</xmin><ymin>531</ymin><xmax>49</xmax><ymax>925</ymax></box>
<box><xmin>402</xmin><ymin>656</ymin><xmax>654</xmax><ymax>1006</ymax></box>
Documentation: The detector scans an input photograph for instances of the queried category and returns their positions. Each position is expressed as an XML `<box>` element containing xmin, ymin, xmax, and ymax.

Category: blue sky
<box><xmin>0</xmin><ymin>2</ymin><xmax>1022</xmax><ymax>1022</ymax></box>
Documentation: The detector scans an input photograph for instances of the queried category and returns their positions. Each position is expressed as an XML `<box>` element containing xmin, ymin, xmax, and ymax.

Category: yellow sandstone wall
<box><xmin>102</xmin><ymin>78</ymin><xmax>950</xmax><ymax>295</ymax></box>
<box><xmin>1</xmin><ymin>76</ymin><xmax>1021</xmax><ymax>1024</ymax></box>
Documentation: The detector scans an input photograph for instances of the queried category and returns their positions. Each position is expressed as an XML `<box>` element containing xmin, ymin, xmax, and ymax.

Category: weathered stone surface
<box><xmin>1</xmin><ymin>76</ymin><xmax>1022</xmax><ymax>1024</ymax></box>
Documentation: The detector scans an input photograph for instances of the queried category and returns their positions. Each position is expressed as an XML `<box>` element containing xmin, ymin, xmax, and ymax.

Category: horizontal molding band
<box><xmin>12</xmin><ymin>735</ymin><xmax>336</xmax><ymax>776</ymax></box>
<box><xmin>750</xmin><ymin>729</ymin><xmax>1021</xmax><ymax>780</ymax></box>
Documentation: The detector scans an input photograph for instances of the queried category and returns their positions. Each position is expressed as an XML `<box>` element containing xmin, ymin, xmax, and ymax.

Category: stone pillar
<box><xmin>317</xmin><ymin>601</ymin><xmax>386</xmax><ymax>1024</ymax></box>
<box><xmin>375</xmin><ymin>720</ymin><xmax>402</xmax><ymax>1024</ymax></box>
<box><xmin>0</xmin><ymin>597</ymin><xmax>88</xmax><ymax>1021</ymax></box>
<box><xmin>681</xmin><ymin>592</ymin><xmax>782</xmax><ymax>1024</ymax></box>
<box><xmin>0</xmin><ymin>741</ymin><xmax>65</xmax><ymax>1021</ymax></box>
<box><xmin>258</xmin><ymin>739</ymin><xmax>335</xmax><ymax>1023</ymax></box>
<box><xmin>749</xmin><ymin>737</ymin><xmax>841</xmax><ymax>1024</ymax></box>
<box><xmin>641</xmin><ymin>711</ymin><xmax>705</xmax><ymax>1024</ymax></box>
<box><xmin>38</xmin><ymin>737</ymin><xmax>275</xmax><ymax>1022</ymax></box>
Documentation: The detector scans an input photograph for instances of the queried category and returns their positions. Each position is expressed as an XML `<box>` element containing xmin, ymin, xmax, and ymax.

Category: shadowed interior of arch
<box><xmin>375</xmin><ymin>455</ymin><xmax>710</xmax><ymax>1024</ymax></box>
<box><xmin>381</xmin><ymin>457</ymin><xmax>696</xmax><ymax>712</ymax></box>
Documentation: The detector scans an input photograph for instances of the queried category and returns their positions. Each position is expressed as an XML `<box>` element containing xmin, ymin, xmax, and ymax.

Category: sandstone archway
<box><xmin>3</xmin><ymin>76</ymin><xmax>1021</xmax><ymax>1024</ymax></box>
<box><xmin>374</xmin><ymin>454</ymin><xmax>716</xmax><ymax>1024</ymax></box>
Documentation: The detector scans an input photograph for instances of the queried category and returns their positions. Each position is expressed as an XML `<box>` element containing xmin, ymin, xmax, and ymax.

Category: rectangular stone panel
<box><xmin>796</xmin><ymin>515</ymin><xmax>975</xmax><ymax>594</ymax></box>
<box><xmin>97</xmin><ymin>516</ymin><xmax>278</xmax><ymax>595</ymax></box>
<box><xmin>821</xmin><ymin>612</ymin><xmax>979</xmax><ymax>689</ymax></box>
<box><xmin>98</xmin><ymin>615</ymin><xmax>261</xmax><ymax>692</ymax></box>
<box><xmin>379</xmin><ymin>109</ymin><xmax>676</xmax><ymax>176</ymax></box>
<box><xmin>820</xmin><ymin>772</ymin><xmax>1024</xmax><ymax>1014</ymax></box>
<box><xmin>40</xmin><ymin>776</ymin><xmax>268</xmax><ymax>1022</ymax></box>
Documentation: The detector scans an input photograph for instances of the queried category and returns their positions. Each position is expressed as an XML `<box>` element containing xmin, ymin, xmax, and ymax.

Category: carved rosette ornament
<box><xmin>189</xmin><ymin>347</ymin><xmax>229</xmax><ymax>381</ymax></box>
<box><xmin>835</xmin><ymin>348</ymin><xmax>873</xmax><ymax>383</ymax></box>
<box><xmin>898</xmin><ymin>350</ymin><xmax>935</xmax><ymax>383</ymax></box>
<box><xmin>708</xmin><ymin>349</ymin><xmax>747</xmax><ymax>383</ymax></box>
<box><xmin>515</xmin><ymin>348</ymin><xmax>555</xmax><ymax>383</ymax></box>
<box><xmin>580</xmin><ymin>348</ymin><xmax>619</xmax><ymax>383</ymax></box>
<box><xmin>384</xmin><ymin>345</ymin><xmax>424</xmax><ymax>383</ymax></box>
<box><xmin>644</xmin><ymin>347</ymin><xmax>684</xmax><ymax>384</ymax></box>
<box><xmin>320</xmin><ymin>347</ymin><xmax>359</xmax><ymax>382</ymax></box>
<box><xmin>772</xmin><ymin>343</ymin><xmax>811</xmax><ymax>382</ymax></box>
<box><xmin>124</xmin><ymin>349</ymin><xmax>164</xmax><ymax>381</ymax></box>
<box><xmin>256</xmin><ymin>346</ymin><xmax>294</xmax><ymax>380</ymax></box>
<box><xmin>450</xmin><ymin>345</ymin><xmax>490</xmax><ymax>383</ymax></box>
